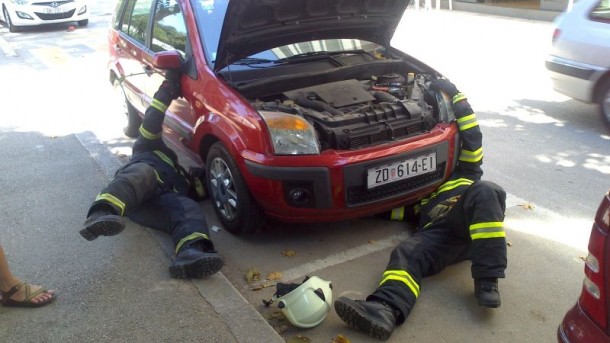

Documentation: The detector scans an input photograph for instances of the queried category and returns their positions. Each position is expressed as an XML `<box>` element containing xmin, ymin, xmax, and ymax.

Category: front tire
<box><xmin>112</xmin><ymin>78</ymin><xmax>141</xmax><ymax>138</ymax></box>
<box><xmin>2</xmin><ymin>7</ymin><xmax>19</xmax><ymax>33</ymax></box>
<box><xmin>205</xmin><ymin>142</ymin><xmax>266</xmax><ymax>235</ymax></box>
<box><xmin>598</xmin><ymin>78</ymin><xmax>610</xmax><ymax>130</ymax></box>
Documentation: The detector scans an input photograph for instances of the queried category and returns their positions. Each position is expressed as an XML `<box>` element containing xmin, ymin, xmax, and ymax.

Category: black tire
<box><xmin>598</xmin><ymin>78</ymin><xmax>610</xmax><ymax>130</ymax></box>
<box><xmin>205</xmin><ymin>142</ymin><xmax>266</xmax><ymax>235</ymax></box>
<box><xmin>112</xmin><ymin>78</ymin><xmax>141</xmax><ymax>138</ymax></box>
<box><xmin>3</xmin><ymin>6</ymin><xmax>19</xmax><ymax>33</ymax></box>
<box><xmin>77</xmin><ymin>19</ymin><xmax>89</xmax><ymax>27</ymax></box>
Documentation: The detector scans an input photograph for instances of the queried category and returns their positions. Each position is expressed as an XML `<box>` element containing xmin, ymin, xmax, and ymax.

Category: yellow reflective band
<box><xmin>139</xmin><ymin>125</ymin><xmax>161</xmax><ymax>140</ymax></box>
<box><xmin>152</xmin><ymin>169</ymin><xmax>164</xmax><ymax>184</ymax></box>
<box><xmin>151</xmin><ymin>98</ymin><xmax>168</xmax><ymax>113</ymax></box>
<box><xmin>390</xmin><ymin>207</ymin><xmax>405</xmax><ymax>221</ymax></box>
<box><xmin>95</xmin><ymin>193</ymin><xmax>126</xmax><ymax>216</ymax></box>
<box><xmin>457</xmin><ymin>114</ymin><xmax>478</xmax><ymax>131</ymax></box>
<box><xmin>175</xmin><ymin>232</ymin><xmax>210</xmax><ymax>254</ymax></box>
<box><xmin>153</xmin><ymin>150</ymin><xmax>176</xmax><ymax>170</ymax></box>
<box><xmin>380</xmin><ymin>270</ymin><xmax>420</xmax><ymax>297</ymax></box>
<box><xmin>421</xmin><ymin>178</ymin><xmax>473</xmax><ymax>205</ymax></box>
<box><xmin>470</xmin><ymin>222</ymin><xmax>505</xmax><ymax>240</ymax></box>
<box><xmin>470</xmin><ymin>221</ymin><xmax>503</xmax><ymax>231</ymax></box>
<box><xmin>453</xmin><ymin>93</ymin><xmax>467</xmax><ymax>104</ymax></box>
<box><xmin>459</xmin><ymin>147</ymin><xmax>483</xmax><ymax>163</ymax></box>
<box><xmin>471</xmin><ymin>231</ymin><xmax>506</xmax><ymax>240</ymax></box>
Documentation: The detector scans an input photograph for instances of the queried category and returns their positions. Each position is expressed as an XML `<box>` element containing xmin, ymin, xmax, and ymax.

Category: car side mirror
<box><xmin>152</xmin><ymin>50</ymin><xmax>184</xmax><ymax>70</ymax></box>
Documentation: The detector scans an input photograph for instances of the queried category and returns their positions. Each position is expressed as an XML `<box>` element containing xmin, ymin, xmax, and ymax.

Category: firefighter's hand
<box><xmin>154</xmin><ymin>75</ymin><xmax>181</xmax><ymax>105</ymax></box>
<box><xmin>429</xmin><ymin>79</ymin><xmax>460</xmax><ymax>98</ymax></box>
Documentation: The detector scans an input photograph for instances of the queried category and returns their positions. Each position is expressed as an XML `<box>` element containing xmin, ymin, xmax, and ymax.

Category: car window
<box><xmin>151</xmin><ymin>0</ymin><xmax>188</xmax><ymax>56</ymax></box>
<box><xmin>120</xmin><ymin>0</ymin><xmax>154</xmax><ymax>45</ymax></box>
<box><xmin>590</xmin><ymin>0</ymin><xmax>610</xmax><ymax>23</ymax></box>
<box><xmin>191</xmin><ymin>0</ymin><xmax>228</xmax><ymax>64</ymax></box>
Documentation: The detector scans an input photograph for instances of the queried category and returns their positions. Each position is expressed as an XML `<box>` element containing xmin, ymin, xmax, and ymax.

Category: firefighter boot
<box><xmin>334</xmin><ymin>296</ymin><xmax>397</xmax><ymax>341</ymax></box>
<box><xmin>169</xmin><ymin>242</ymin><xmax>224</xmax><ymax>279</ymax></box>
<box><xmin>79</xmin><ymin>209</ymin><xmax>126</xmax><ymax>241</ymax></box>
<box><xmin>475</xmin><ymin>278</ymin><xmax>501</xmax><ymax>308</ymax></box>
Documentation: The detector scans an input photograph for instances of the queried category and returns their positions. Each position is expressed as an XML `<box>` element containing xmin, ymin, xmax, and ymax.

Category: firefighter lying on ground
<box><xmin>334</xmin><ymin>79</ymin><xmax>507</xmax><ymax>341</ymax></box>
<box><xmin>79</xmin><ymin>71</ymin><xmax>223</xmax><ymax>279</ymax></box>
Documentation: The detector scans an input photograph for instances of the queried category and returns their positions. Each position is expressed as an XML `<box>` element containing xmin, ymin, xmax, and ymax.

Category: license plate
<box><xmin>367</xmin><ymin>152</ymin><xmax>437</xmax><ymax>189</ymax></box>
<box><xmin>43</xmin><ymin>7</ymin><xmax>65</xmax><ymax>14</ymax></box>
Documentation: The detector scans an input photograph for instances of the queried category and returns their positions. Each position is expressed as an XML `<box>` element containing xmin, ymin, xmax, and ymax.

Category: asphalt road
<box><xmin>1</xmin><ymin>4</ymin><xmax>606</xmax><ymax>343</ymax></box>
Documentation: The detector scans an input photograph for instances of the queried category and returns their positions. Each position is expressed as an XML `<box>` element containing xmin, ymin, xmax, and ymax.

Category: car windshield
<box><xmin>190</xmin><ymin>0</ymin><xmax>381</xmax><ymax>69</ymax></box>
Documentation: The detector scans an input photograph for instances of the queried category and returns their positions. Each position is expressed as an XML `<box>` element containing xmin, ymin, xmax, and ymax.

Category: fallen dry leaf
<box><xmin>287</xmin><ymin>335</ymin><xmax>310</xmax><ymax>343</ymax></box>
<box><xmin>245</xmin><ymin>268</ymin><xmax>261</xmax><ymax>283</ymax></box>
<box><xmin>579</xmin><ymin>256</ymin><xmax>586</xmax><ymax>261</ymax></box>
<box><xmin>332</xmin><ymin>334</ymin><xmax>351</xmax><ymax>343</ymax></box>
<box><xmin>267</xmin><ymin>271</ymin><xmax>283</xmax><ymax>280</ymax></box>
<box><xmin>518</xmin><ymin>202</ymin><xmax>535</xmax><ymax>210</ymax></box>
<box><xmin>368</xmin><ymin>240</ymin><xmax>376</xmax><ymax>244</ymax></box>
<box><xmin>507</xmin><ymin>241</ymin><xmax>512</xmax><ymax>247</ymax></box>
<box><xmin>282</xmin><ymin>249</ymin><xmax>296</xmax><ymax>257</ymax></box>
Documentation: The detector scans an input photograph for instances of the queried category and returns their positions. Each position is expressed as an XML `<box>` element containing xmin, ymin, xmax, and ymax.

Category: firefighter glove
<box><xmin>154</xmin><ymin>78</ymin><xmax>181</xmax><ymax>106</ymax></box>
<box><xmin>429</xmin><ymin>79</ymin><xmax>459</xmax><ymax>98</ymax></box>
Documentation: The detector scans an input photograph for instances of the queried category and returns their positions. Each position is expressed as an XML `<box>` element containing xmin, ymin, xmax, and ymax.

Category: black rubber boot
<box><xmin>169</xmin><ymin>245</ymin><xmax>224</xmax><ymax>279</ymax></box>
<box><xmin>334</xmin><ymin>297</ymin><xmax>397</xmax><ymax>341</ymax></box>
<box><xmin>79</xmin><ymin>211</ymin><xmax>126</xmax><ymax>241</ymax></box>
<box><xmin>475</xmin><ymin>278</ymin><xmax>501</xmax><ymax>308</ymax></box>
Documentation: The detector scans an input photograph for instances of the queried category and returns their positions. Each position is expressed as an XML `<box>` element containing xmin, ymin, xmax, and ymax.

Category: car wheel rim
<box><xmin>113</xmin><ymin>82</ymin><xmax>128</xmax><ymax>119</ymax></box>
<box><xmin>209</xmin><ymin>156</ymin><xmax>238</xmax><ymax>221</ymax></box>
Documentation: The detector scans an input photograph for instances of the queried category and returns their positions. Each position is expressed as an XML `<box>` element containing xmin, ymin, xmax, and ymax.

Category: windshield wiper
<box><xmin>232</xmin><ymin>57</ymin><xmax>276</xmax><ymax>67</ymax></box>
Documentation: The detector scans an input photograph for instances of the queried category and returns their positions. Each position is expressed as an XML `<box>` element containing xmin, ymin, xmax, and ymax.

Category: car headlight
<box><xmin>259</xmin><ymin>111</ymin><xmax>320</xmax><ymax>155</ymax></box>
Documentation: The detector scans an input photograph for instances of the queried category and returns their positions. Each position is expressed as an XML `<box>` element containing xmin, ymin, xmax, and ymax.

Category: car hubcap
<box><xmin>209</xmin><ymin>157</ymin><xmax>238</xmax><ymax>220</ymax></box>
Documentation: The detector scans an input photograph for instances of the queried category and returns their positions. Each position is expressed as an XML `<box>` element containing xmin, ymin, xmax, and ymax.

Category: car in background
<box><xmin>545</xmin><ymin>0</ymin><xmax>610</xmax><ymax>129</ymax></box>
<box><xmin>107</xmin><ymin>0</ymin><xmax>460</xmax><ymax>234</ymax></box>
<box><xmin>558</xmin><ymin>189</ymin><xmax>610</xmax><ymax>342</ymax></box>
<box><xmin>0</xmin><ymin>0</ymin><xmax>89</xmax><ymax>33</ymax></box>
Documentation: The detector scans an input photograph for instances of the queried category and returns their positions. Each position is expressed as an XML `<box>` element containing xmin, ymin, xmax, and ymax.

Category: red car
<box><xmin>107</xmin><ymin>0</ymin><xmax>459</xmax><ymax>234</ymax></box>
<box><xmin>558</xmin><ymin>190</ymin><xmax>610</xmax><ymax>342</ymax></box>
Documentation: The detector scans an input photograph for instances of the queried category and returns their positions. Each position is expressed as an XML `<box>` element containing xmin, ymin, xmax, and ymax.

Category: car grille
<box><xmin>36</xmin><ymin>9</ymin><xmax>75</xmax><ymax>20</ymax></box>
<box><xmin>346</xmin><ymin>162</ymin><xmax>446</xmax><ymax>206</ymax></box>
<box><xmin>345</xmin><ymin>121</ymin><xmax>425</xmax><ymax>150</ymax></box>
<box><xmin>32</xmin><ymin>1</ymin><xmax>75</xmax><ymax>6</ymax></box>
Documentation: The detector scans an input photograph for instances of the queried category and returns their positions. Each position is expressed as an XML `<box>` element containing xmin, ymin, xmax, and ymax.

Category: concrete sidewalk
<box><xmin>0</xmin><ymin>130</ymin><xmax>283</xmax><ymax>343</ymax></box>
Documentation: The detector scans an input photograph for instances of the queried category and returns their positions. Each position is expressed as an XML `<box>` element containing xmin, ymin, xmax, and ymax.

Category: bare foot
<box><xmin>1</xmin><ymin>281</ymin><xmax>56</xmax><ymax>307</ymax></box>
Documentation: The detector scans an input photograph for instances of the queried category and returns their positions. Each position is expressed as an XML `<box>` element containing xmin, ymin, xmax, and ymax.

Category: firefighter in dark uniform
<box><xmin>334</xmin><ymin>79</ymin><xmax>507</xmax><ymax>341</ymax></box>
<box><xmin>79</xmin><ymin>71</ymin><xmax>223</xmax><ymax>279</ymax></box>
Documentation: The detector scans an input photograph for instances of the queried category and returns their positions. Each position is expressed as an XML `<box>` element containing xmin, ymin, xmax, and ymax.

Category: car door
<box><xmin>114</xmin><ymin>0</ymin><xmax>155</xmax><ymax>115</ymax></box>
<box><xmin>145</xmin><ymin>0</ymin><xmax>199</xmax><ymax>161</ymax></box>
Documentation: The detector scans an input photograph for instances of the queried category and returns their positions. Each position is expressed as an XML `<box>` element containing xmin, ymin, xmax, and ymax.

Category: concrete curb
<box><xmin>75</xmin><ymin>131</ymin><xmax>285</xmax><ymax>343</ymax></box>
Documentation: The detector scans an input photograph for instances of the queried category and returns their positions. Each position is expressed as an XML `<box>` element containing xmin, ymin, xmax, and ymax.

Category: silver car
<box><xmin>545</xmin><ymin>0</ymin><xmax>610</xmax><ymax>129</ymax></box>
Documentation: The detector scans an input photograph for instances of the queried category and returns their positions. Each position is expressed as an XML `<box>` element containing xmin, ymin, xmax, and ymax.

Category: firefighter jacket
<box><xmin>131</xmin><ymin>89</ymin><xmax>191</xmax><ymax>196</ymax></box>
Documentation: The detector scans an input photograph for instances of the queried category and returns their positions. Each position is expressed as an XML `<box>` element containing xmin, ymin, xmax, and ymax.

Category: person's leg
<box><xmin>0</xmin><ymin>244</ymin><xmax>55</xmax><ymax>307</ymax></box>
<box><xmin>128</xmin><ymin>192</ymin><xmax>223</xmax><ymax>279</ymax></box>
<box><xmin>335</xmin><ymin>227</ymin><xmax>469</xmax><ymax>340</ymax></box>
<box><xmin>80</xmin><ymin>162</ymin><xmax>158</xmax><ymax>241</ymax></box>
<box><xmin>452</xmin><ymin>180</ymin><xmax>507</xmax><ymax>307</ymax></box>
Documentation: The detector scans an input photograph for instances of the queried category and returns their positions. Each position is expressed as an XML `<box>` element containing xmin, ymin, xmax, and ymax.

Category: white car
<box><xmin>545</xmin><ymin>0</ymin><xmax>610</xmax><ymax>129</ymax></box>
<box><xmin>1</xmin><ymin>0</ymin><xmax>89</xmax><ymax>32</ymax></box>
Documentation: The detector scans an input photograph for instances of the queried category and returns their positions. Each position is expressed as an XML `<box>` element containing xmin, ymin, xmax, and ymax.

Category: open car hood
<box><xmin>214</xmin><ymin>0</ymin><xmax>410</xmax><ymax>72</ymax></box>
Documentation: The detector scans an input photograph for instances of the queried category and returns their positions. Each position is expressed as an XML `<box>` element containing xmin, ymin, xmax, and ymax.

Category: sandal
<box><xmin>1</xmin><ymin>281</ymin><xmax>56</xmax><ymax>308</ymax></box>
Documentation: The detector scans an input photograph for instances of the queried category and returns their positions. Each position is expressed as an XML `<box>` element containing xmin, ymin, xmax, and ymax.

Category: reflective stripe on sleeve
<box><xmin>459</xmin><ymin>147</ymin><xmax>483</xmax><ymax>163</ymax></box>
<box><xmin>151</xmin><ymin>98</ymin><xmax>168</xmax><ymax>113</ymax></box>
<box><xmin>380</xmin><ymin>270</ymin><xmax>420</xmax><ymax>298</ymax></box>
<box><xmin>153</xmin><ymin>150</ymin><xmax>176</xmax><ymax>169</ymax></box>
<box><xmin>469</xmin><ymin>221</ymin><xmax>505</xmax><ymax>240</ymax></box>
<box><xmin>175</xmin><ymin>232</ymin><xmax>210</xmax><ymax>254</ymax></box>
<box><xmin>95</xmin><ymin>193</ymin><xmax>126</xmax><ymax>216</ymax></box>
<box><xmin>390</xmin><ymin>207</ymin><xmax>405</xmax><ymax>221</ymax></box>
<box><xmin>453</xmin><ymin>93</ymin><xmax>467</xmax><ymax>104</ymax></box>
<box><xmin>139</xmin><ymin>125</ymin><xmax>161</xmax><ymax>140</ymax></box>
<box><xmin>457</xmin><ymin>114</ymin><xmax>478</xmax><ymax>131</ymax></box>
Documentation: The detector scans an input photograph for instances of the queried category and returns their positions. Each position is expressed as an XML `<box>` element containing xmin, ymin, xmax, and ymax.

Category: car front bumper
<box><xmin>546</xmin><ymin>55</ymin><xmax>607</xmax><ymax>104</ymax></box>
<box><xmin>241</xmin><ymin>124</ymin><xmax>458</xmax><ymax>222</ymax></box>
<box><xmin>4</xmin><ymin>2</ymin><xmax>88</xmax><ymax>27</ymax></box>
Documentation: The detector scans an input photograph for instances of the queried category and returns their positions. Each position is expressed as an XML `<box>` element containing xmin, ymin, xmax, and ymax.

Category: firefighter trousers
<box><xmin>88</xmin><ymin>162</ymin><xmax>212</xmax><ymax>251</ymax></box>
<box><xmin>369</xmin><ymin>180</ymin><xmax>507</xmax><ymax>324</ymax></box>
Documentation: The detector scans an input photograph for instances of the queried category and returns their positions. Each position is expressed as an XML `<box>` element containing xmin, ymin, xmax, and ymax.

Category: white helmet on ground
<box><xmin>274</xmin><ymin>276</ymin><xmax>333</xmax><ymax>328</ymax></box>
